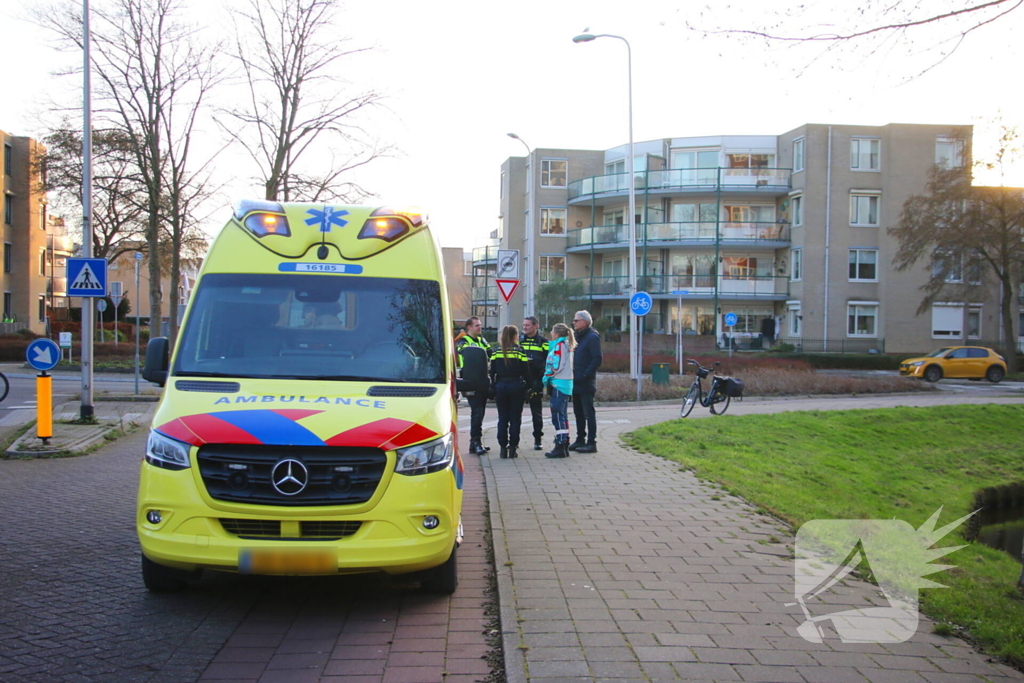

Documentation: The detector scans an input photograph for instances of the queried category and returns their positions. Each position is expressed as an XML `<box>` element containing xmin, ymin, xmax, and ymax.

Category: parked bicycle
<box><xmin>680</xmin><ymin>360</ymin><xmax>744</xmax><ymax>417</ymax></box>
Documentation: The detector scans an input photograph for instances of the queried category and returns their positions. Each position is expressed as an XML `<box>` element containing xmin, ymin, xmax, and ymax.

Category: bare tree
<box><xmin>889</xmin><ymin>125</ymin><xmax>1024</xmax><ymax>372</ymax></box>
<box><xmin>689</xmin><ymin>1</ymin><xmax>1023</xmax><ymax>78</ymax></box>
<box><xmin>33</xmin><ymin>124</ymin><xmax>146</xmax><ymax>261</ymax></box>
<box><xmin>222</xmin><ymin>0</ymin><xmax>390</xmax><ymax>202</ymax></box>
<box><xmin>35</xmin><ymin>0</ymin><xmax>218</xmax><ymax>334</ymax></box>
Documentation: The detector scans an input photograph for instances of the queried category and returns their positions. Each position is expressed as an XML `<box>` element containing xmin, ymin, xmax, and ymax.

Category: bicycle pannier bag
<box><xmin>723</xmin><ymin>377</ymin><xmax>744</xmax><ymax>397</ymax></box>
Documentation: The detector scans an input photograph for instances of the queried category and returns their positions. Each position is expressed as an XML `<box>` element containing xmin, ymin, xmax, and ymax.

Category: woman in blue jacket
<box><xmin>542</xmin><ymin>322</ymin><xmax>576</xmax><ymax>459</ymax></box>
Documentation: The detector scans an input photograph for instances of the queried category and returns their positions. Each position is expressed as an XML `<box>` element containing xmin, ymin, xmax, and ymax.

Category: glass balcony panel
<box><xmin>569</xmin><ymin>168</ymin><xmax>791</xmax><ymax>202</ymax></box>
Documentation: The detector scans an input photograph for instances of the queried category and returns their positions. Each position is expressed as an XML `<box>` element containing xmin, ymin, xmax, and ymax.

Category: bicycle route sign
<box><xmin>629</xmin><ymin>291</ymin><xmax>653</xmax><ymax>316</ymax></box>
<box><xmin>724</xmin><ymin>311</ymin><xmax>739</xmax><ymax>327</ymax></box>
<box><xmin>26</xmin><ymin>338</ymin><xmax>61</xmax><ymax>371</ymax></box>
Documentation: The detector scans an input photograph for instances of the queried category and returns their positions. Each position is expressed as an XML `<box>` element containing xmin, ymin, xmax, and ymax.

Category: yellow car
<box><xmin>900</xmin><ymin>346</ymin><xmax>1007</xmax><ymax>383</ymax></box>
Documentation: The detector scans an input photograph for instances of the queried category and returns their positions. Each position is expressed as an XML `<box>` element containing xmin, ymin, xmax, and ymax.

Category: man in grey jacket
<box><xmin>569</xmin><ymin>310</ymin><xmax>602</xmax><ymax>453</ymax></box>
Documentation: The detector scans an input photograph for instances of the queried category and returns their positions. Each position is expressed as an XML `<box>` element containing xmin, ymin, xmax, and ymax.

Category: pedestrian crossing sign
<box><xmin>67</xmin><ymin>258</ymin><xmax>108</xmax><ymax>297</ymax></box>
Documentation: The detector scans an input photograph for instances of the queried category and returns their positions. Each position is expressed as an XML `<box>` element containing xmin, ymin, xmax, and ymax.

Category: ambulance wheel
<box><xmin>421</xmin><ymin>546</ymin><xmax>458</xmax><ymax>594</ymax></box>
<box><xmin>142</xmin><ymin>555</ymin><xmax>187</xmax><ymax>592</ymax></box>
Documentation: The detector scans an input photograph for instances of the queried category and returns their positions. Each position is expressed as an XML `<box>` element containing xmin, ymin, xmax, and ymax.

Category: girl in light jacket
<box><xmin>541</xmin><ymin>323</ymin><xmax>576</xmax><ymax>458</ymax></box>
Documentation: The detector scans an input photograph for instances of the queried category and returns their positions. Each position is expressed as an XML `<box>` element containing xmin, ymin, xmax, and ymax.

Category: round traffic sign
<box><xmin>97</xmin><ymin>299</ymin><xmax>108</xmax><ymax>312</ymax></box>
<box><xmin>724</xmin><ymin>312</ymin><xmax>739</xmax><ymax>327</ymax></box>
<box><xmin>26</xmin><ymin>338</ymin><xmax>61</xmax><ymax>371</ymax></box>
<box><xmin>629</xmin><ymin>291</ymin><xmax>653</xmax><ymax>316</ymax></box>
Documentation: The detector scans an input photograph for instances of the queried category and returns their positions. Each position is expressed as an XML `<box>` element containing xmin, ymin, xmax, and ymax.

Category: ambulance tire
<box><xmin>141</xmin><ymin>555</ymin><xmax>187</xmax><ymax>592</ymax></box>
<box><xmin>421</xmin><ymin>546</ymin><xmax>458</xmax><ymax>594</ymax></box>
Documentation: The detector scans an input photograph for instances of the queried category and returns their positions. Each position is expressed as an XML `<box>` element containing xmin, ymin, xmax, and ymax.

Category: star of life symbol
<box><xmin>304</xmin><ymin>206</ymin><xmax>349</xmax><ymax>233</ymax></box>
<box><xmin>791</xmin><ymin>507</ymin><xmax>975</xmax><ymax>644</ymax></box>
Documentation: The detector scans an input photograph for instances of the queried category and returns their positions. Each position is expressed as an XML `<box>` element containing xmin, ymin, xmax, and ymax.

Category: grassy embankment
<box><xmin>626</xmin><ymin>405</ymin><xmax>1024</xmax><ymax>666</ymax></box>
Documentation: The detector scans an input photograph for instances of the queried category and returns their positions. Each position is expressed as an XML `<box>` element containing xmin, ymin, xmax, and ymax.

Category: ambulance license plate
<box><xmin>239</xmin><ymin>548</ymin><xmax>337</xmax><ymax>575</ymax></box>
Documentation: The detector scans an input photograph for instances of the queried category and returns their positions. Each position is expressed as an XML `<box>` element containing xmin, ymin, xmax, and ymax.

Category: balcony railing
<box><xmin>472</xmin><ymin>285</ymin><xmax>498</xmax><ymax>302</ymax></box>
<box><xmin>568</xmin><ymin>167</ymin><xmax>791</xmax><ymax>201</ymax></box>
<box><xmin>472</xmin><ymin>245</ymin><xmax>500</xmax><ymax>264</ymax></box>
<box><xmin>568</xmin><ymin>221</ymin><xmax>789</xmax><ymax>248</ymax></box>
<box><xmin>569</xmin><ymin>275</ymin><xmax>789</xmax><ymax>299</ymax></box>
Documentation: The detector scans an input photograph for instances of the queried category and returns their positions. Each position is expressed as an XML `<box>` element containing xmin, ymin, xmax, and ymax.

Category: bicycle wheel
<box><xmin>680</xmin><ymin>384</ymin><xmax>699</xmax><ymax>418</ymax></box>
<box><xmin>0</xmin><ymin>372</ymin><xmax>9</xmax><ymax>404</ymax></box>
<box><xmin>710</xmin><ymin>392</ymin><xmax>731</xmax><ymax>415</ymax></box>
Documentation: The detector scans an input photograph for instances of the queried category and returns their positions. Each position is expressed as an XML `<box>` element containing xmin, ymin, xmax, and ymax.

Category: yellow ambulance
<box><xmin>138</xmin><ymin>201</ymin><xmax>463</xmax><ymax>593</ymax></box>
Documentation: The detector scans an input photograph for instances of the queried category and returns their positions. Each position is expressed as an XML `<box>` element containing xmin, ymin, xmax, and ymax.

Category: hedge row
<box><xmin>0</xmin><ymin>338</ymin><xmax>143</xmax><ymax>362</ymax></box>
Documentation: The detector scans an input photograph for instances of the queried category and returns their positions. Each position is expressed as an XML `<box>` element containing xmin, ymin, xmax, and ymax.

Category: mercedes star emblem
<box><xmin>271</xmin><ymin>459</ymin><xmax>309</xmax><ymax>496</ymax></box>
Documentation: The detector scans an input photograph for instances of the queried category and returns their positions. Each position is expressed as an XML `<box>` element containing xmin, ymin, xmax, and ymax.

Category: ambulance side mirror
<box><xmin>143</xmin><ymin>337</ymin><xmax>170</xmax><ymax>386</ymax></box>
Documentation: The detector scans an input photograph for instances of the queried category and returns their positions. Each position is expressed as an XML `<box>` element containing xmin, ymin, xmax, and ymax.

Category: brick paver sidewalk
<box><xmin>484</xmin><ymin>397</ymin><xmax>1024</xmax><ymax>683</ymax></box>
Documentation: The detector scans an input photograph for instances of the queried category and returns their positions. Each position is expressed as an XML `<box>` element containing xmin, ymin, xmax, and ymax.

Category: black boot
<box><xmin>469</xmin><ymin>439</ymin><xmax>481</xmax><ymax>455</ymax></box>
<box><xmin>533</xmin><ymin>440</ymin><xmax>542</xmax><ymax>451</ymax></box>
<box><xmin>509</xmin><ymin>447</ymin><xmax>518</xmax><ymax>459</ymax></box>
<box><xmin>545</xmin><ymin>442</ymin><xmax>568</xmax><ymax>458</ymax></box>
<box><xmin>577</xmin><ymin>442</ymin><xmax>597</xmax><ymax>454</ymax></box>
<box><xmin>567</xmin><ymin>440</ymin><xmax>585</xmax><ymax>452</ymax></box>
<box><xmin>499</xmin><ymin>446</ymin><xmax>508</xmax><ymax>459</ymax></box>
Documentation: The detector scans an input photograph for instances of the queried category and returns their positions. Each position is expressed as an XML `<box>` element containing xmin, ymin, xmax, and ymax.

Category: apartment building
<box><xmin>492</xmin><ymin>122</ymin><xmax>1015</xmax><ymax>354</ymax></box>
<box><xmin>1</xmin><ymin>129</ymin><xmax>58</xmax><ymax>335</ymax></box>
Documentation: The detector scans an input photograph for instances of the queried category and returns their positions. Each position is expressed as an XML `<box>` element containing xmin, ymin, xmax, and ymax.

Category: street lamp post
<box><xmin>572</xmin><ymin>32</ymin><xmax>638</xmax><ymax>382</ymax></box>
<box><xmin>507</xmin><ymin>133</ymin><xmax>532</xmax><ymax>324</ymax></box>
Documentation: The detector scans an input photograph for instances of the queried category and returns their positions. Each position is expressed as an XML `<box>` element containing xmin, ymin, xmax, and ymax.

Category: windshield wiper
<box><xmin>174</xmin><ymin>371</ymin><xmax>237</xmax><ymax>378</ymax></box>
<box><xmin>262</xmin><ymin>374</ymin><xmax>387</xmax><ymax>382</ymax></box>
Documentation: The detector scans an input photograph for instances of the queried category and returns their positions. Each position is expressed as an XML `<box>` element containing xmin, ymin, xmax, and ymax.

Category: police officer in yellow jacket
<box><xmin>520</xmin><ymin>316</ymin><xmax>549</xmax><ymax>451</ymax></box>
<box><xmin>456</xmin><ymin>316</ymin><xmax>492</xmax><ymax>455</ymax></box>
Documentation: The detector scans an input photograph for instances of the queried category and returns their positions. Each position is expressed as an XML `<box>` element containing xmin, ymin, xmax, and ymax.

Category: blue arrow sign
<box><xmin>27</xmin><ymin>338</ymin><xmax>61</xmax><ymax>371</ymax></box>
<box><xmin>629</xmin><ymin>291</ymin><xmax>653</xmax><ymax>317</ymax></box>
<box><xmin>724</xmin><ymin>312</ymin><xmax>739</xmax><ymax>327</ymax></box>
<box><xmin>67</xmin><ymin>258</ymin><xmax>108</xmax><ymax>297</ymax></box>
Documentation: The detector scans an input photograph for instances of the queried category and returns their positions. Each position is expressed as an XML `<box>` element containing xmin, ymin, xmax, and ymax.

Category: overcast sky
<box><xmin>2</xmin><ymin>0</ymin><xmax>1021</xmax><ymax>250</ymax></box>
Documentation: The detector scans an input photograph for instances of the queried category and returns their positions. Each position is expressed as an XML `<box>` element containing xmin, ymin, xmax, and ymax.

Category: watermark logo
<box><xmin>791</xmin><ymin>507</ymin><xmax>974</xmax><ymax>644</ymax></box>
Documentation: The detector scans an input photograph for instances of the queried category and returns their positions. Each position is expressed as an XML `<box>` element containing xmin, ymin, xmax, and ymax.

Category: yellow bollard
<box><xmin>37</xmin><ymin>373</ymin><xmax>52</xmax><ymax>443</ymax></box>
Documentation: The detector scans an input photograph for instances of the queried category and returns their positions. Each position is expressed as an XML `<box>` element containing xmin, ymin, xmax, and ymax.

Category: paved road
<box><xmin>0</xmin><ymin>424</ymin><xmax>497</xmax><ymax>683</ymax></box>
<box><xmin>487</xmin><ymin>393</ymin><xmax>1024</xmax><ymax>683</ymax></box>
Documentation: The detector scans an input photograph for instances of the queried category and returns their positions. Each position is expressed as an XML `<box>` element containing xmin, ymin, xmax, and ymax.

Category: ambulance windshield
<box><xmin>174</xmin><ymin>273</ymin><xmax>446</xmax><ymax>383</ymax></box>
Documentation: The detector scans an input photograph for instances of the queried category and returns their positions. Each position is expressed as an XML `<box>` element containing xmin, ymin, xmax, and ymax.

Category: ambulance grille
<box><xmin>366</xmin><ymin>386</ymin><xmax>438</xmax><ymax>397</ymax></box>
<box><xmin>175</xmin><ymin>380</ymin><xmax>241</xmax><ymax>393</ymax></box>
<box><xmin>218</xmin><ymin>519</ymin><xmax>362</xmax><ymax>540</ymax></box>
<box><xmin>197</xmin><ymin>445</ymin><xmax>387</xmax><ymax>507</ymax></box>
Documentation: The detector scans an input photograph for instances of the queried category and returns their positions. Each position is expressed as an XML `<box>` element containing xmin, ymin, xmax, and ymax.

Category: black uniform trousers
<box><xmin>494</xmin><ymin>381</ymin><xmax>526</xmax><ymax>449</ymax></box>
<box><xmin>527</xmin><ymin>392</ymin><xmax>544</xmax><ymax>442</ymax></box>
<box><xmin>467</xmin><ymin>392</ymin><xmax>487</xmax><ymax>442</ymax></box>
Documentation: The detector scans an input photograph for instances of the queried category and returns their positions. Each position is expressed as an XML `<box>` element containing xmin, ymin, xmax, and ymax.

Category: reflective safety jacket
<box><xmin>520</xmin><ymin>333</ymin><xmax>548</xmax><ymax>388</ymax></box>
<box><xmin>489</xmin><ymin>346</ymin><xmax>532</xmax><ymax>387</ymax></box>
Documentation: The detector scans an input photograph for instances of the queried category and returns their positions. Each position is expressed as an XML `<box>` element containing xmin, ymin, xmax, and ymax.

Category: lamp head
<box><xmin>507</xmin><ymin>133</ymin><xmax>520</xmax><ymax>140</ymax></box>
<box><xmin>573</xmin><ymin>33</ymin><xmax>595</xmax><ymax>43</ymax></box>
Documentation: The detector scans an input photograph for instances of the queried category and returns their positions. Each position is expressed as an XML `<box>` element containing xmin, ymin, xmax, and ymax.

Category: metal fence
<box><xmin>775</xmin><ymin>337</ymin><xmax>886</xmax><ymax>354</ymax></box>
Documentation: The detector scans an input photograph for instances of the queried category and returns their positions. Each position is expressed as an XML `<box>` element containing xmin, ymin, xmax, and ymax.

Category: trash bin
<box><xmin>651</xmin><ymin>363</ymin><xmax>670</xmax><ymax>386</ymax></box>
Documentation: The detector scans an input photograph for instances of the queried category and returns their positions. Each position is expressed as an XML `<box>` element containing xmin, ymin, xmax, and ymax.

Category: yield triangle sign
<box><xmin>495</xmin><ymin>279</ymin><xmax>520</xmax><ymax>303</ymax></box>
<box><xmin>70</xmin><ymin>262</ymin><xmax>104</xmax><ymax>290</ymax></box>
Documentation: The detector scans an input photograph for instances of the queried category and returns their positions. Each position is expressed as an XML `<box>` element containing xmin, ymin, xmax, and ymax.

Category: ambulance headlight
<box><xmin>358</xmin><ymin>207</ymin><xmax>426</xmax><ymax>243</ymax></box>
<box><xmin>394</xmin><ymin>433</ymin><xmax>453</xmax><ymax>476</ymax></box>
<box><xmin>145</xmin><ymin>430</ymin><xmax>191</xmax><ymax>471</ymax></box>
<box><xmin>234</xmin><ymin>199</ymin><xmax>290</xmax><ymax>238</ymax></box>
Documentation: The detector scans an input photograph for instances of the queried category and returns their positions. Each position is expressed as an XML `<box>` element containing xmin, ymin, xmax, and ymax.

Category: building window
<box><xmin>793</xmin><ymin>138</ymin><xmax>804</xmax><ymax>173</ymax></box>
<box><xmin>723</xmin><ymin>308</ymin><xmax>774</xmax><ymax>334</ymax></box>
<box><xmin>3</xmin><ymin>292</ymin><xmax>10</xmax><ymax>321</ymax></box>
<box><xmin>541</xmin><ymin>160</ymin><xmax>567</xmax><ymax>188</ymax></box>
<box><xmin>722</xmin><ymin>256</ymin><xmax>760</xmax><ymax>280</ymax></box>
<box><xmin>851</xmin><ymin>138</ymin><xmax>880</xmax><ymax>171</ymax></box>
<box><xmin>791</xmin><ymin>195</ymin><xmax>803</xmax><ymax>226</ymax></box>
<box><xmin>3</xmin><ymin>144</ymin><xmax>11</xmax><ymax>176</ymax></box>
<box><xmin>847</xmin><ymin>303</ymin><xmax>878</xmax><ymax>337</ymax></box>
<box><xmin>788</xmin><ymin>303</ymin><xmax>802</xmax><ymax>337</ymax></box>
<box><xmin>540</xmin><ymin>208</ymin><xmax>566</xmax><ymax>235</ymax></box>
<box><xmin>500</xmin><ymin>171</ymin><xmax>505</xmax><ymax>200</ymax></box>
<box><xmin>791</xmin><ymin>249</ymin><xmax>802</xmax><ymax>281</ymax></box>
<box><xmin>3</xmin><ymin>243</ymin><xmax>10</xmax><ymax>273</ymax></box>
<box><xmin>848</xmin><ymin>249</ymin><xmax>878</xmax><ymax>281</ymax></box>
<box><xmin>463</xmin><ymin>256</ymin><xmax>473</xmax><ymax>276</ymax></box>
<box><xmin>4</xmin><ymin>195</ymin><xmax>11</xmax><ymax>225</ymax></box>
<box><xmin>932</xmin><ymin>304</ymin><xmax>982</xmax><ymax>339</ymax></box>
<box><xmin>932</xmin><ymin>249</ymin><xmax>981</xmax><ymax>284</ymax></box>
<box><xmin>936</xmin><ymin>137</ymin><xmax>964</xmax><ymax>169</ymax></box>
<box><xmin>539</xmin><ymin>256</ymin><xmax>565</xmax><ymax>283</ymax></box>
<box><xmin>39</xmin><ymin>249</ymin><xmax>49</xmax><ymax>277</ymax></box>
<box><xmin>850</xmin><ymin>194</ymin><xmax>879</xmax><ymax>226</ymax></box>
<box><xmin>38</xmin><ymin>295</ymin><xmax>46</xmax><ymax>323</ymax></box>
<box><xmin>727</xmin><ymin>153</ymin><xmax>775</xmax><ymax>169</ymax></box>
